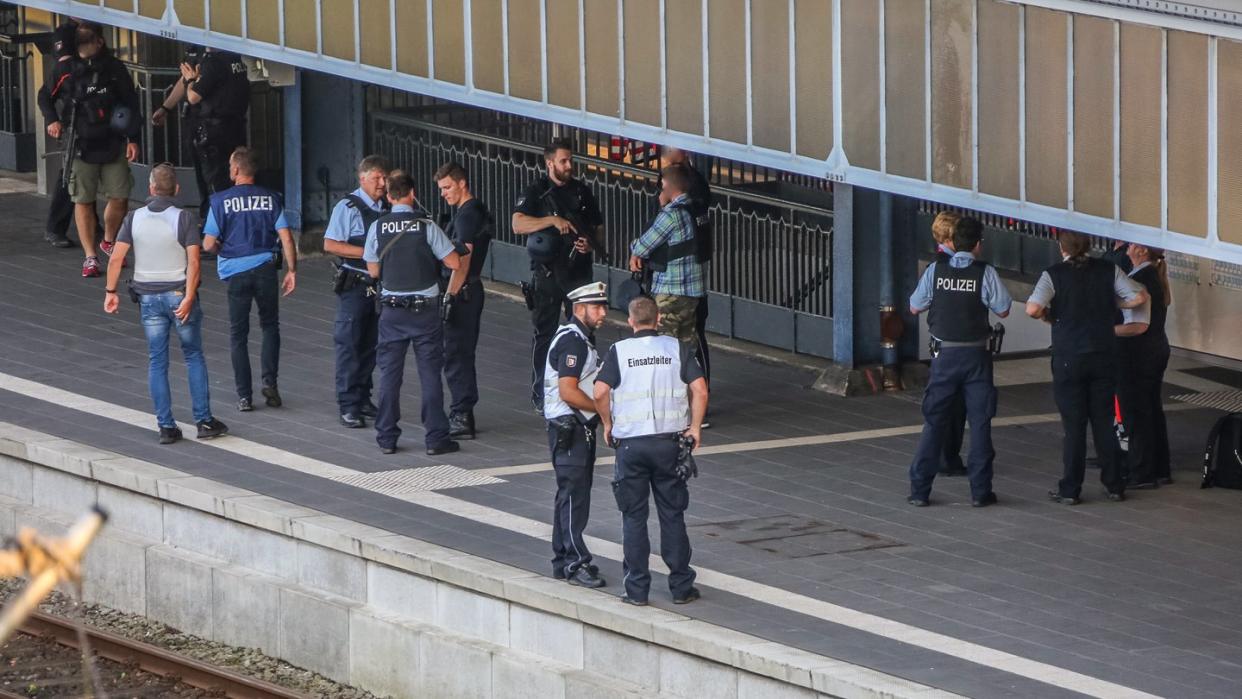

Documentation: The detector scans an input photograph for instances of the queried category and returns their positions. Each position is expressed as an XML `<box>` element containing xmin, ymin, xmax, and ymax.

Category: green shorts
<box><xmin>655</xmin><ymin>294</ymin><xmax>700</xmax><ymax>344</ymax></box>
<box><xmin>68</xmin><ymin>153</ymin><xmax>134</xmax><ymax>204</ymax></box>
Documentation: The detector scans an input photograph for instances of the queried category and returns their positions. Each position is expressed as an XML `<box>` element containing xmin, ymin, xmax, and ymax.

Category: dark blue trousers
<box><xmin>909</xmin><ymin>347</ymin><xmax>997</xmax><ymax>501</ymax></box>
<box><xmin>225</xmin><ymin>261</ymin><xmax>280</xmax><ymax>400</ymax></box>
<box><xmin>612</xmin><ymin>434</ymin><xmax>696</xmax><ymax>602</ymax></box>
<box><xmin>547</xmin><ymin>419</ymin><xmax>597</xmax><ymax>576</ymax></box>
<box><xmin>444</xmin><ymin>279</ymin><xmax>484</xmax><ymax>413</ymax></box>
<box><xmin>375</xmin><ymin>303</ymin><xmax>450</xmax><ymax>450</ymax></box>
<box><xmin>333</xmin><ymin>284</ymin><xmax>379</xmax><ymax>414</ymax></box>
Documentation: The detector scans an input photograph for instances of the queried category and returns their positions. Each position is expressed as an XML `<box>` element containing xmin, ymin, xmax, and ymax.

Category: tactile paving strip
<box><xmin>328</xmin><ymin>465</ymin><xmax>505</xmax><ymax>494</ymax></box>
<box><xmin>1172</xmin><ymin>390</ymin><xmax>1242</xmax><ymax>413</ymax></box>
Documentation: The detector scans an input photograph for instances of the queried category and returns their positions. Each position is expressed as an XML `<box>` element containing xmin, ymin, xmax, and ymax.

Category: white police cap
<box><xmin>567</xmin><ymin>281</ymin><xmax>609</xmax><ymax>305</ymax></box>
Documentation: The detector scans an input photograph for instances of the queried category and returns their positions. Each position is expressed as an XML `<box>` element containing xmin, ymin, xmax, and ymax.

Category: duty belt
<box><xmin>381</xmin><ymin>295</ymin><xmax>434</xmax><ymax>311</ymax></box>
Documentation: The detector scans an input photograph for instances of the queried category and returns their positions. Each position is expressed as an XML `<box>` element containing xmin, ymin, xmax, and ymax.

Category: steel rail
<box><xmin>15</xmin><ymin>610</ymin><xmax>309</xmax><ymax>699</ymax></box>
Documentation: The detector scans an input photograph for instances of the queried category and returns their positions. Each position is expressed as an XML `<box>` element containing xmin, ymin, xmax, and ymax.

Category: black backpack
<box><xmin>1201</xmin><ymin>413</ymin><xmax>1242</xmax><ymax>489</ymax></box>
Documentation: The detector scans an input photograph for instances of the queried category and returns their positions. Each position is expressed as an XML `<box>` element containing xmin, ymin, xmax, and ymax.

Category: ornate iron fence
<box><xmin>370</xmin><ymin>111</ymin><xmax>834</xmax><ymax>318</ymax></box>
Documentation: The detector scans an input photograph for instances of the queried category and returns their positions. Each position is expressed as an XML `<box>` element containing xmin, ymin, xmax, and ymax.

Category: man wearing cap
<box><xmin>543</xmin><ymin>281</ymin><xmax>610</xmax><ymax>589</ymax></box>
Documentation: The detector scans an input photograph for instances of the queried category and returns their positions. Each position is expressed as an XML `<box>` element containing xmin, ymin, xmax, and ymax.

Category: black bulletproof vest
<box><xmin>1046</xmin><ymin>257</ymin><xmax>1117</xmax><ymax>356</ymax></box>
<box><xmin>647</xmin><ymin>201</ymin><xmax>699</xmax><ymax>273</ymax></box>
<box><xmin>927</xmin><ymin>261</ymin><xmax>990</xmax><ymax>342</ymax></box>
<box><xmin>376</xmin><ymin>211</ymin><xmax>440</xmax><ymax>293</ymax></box>
<box><xmin>337</xmin><ymin>196</ymin><xmax>385</xmax><ymax>255</ymax></box>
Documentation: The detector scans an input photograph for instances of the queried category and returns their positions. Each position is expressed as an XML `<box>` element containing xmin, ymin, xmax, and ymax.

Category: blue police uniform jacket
<box><xmin>208</xmin><ymin>184</ymin><xmax>284</xmax><ymax>259</ymax></box>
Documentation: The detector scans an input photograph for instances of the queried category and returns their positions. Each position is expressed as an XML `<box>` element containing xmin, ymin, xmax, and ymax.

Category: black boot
<box><xmin>449</xmin><ymin>411</ymin><xmax>476</xmax><ymax>440</ymax></box>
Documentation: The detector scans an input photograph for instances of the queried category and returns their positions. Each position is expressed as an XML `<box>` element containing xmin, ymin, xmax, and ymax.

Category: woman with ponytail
<box><xmin>1116</xmin><ymin>244</ymin><xmax>1172</xmax><ymax>488</ymax></box>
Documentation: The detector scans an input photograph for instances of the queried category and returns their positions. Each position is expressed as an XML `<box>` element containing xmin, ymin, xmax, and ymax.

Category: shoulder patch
<box><xmin>565</xmin><ymin>355</ymin><xmax>577</xmax><ymax>368</ymax></box>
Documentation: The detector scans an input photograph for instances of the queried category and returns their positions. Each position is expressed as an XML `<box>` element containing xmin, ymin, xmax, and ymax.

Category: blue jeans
<box><xmin>140</xmin><ymin>291</ymin><xmax>212</xmax><ymax>428</ymax></box>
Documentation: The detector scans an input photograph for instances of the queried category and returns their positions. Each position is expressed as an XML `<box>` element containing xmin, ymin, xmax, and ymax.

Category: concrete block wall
<box><xmin>0</xmin><ymin>424</ymin><xmax>955</xmax><ymax>699</ymax></box>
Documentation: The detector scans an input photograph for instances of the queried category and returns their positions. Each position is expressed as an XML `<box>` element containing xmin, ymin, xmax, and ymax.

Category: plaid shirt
<box><xmin>631</xmin><ymin>194</ymin><xmax>706</xmax><ymax>298</ymax></box>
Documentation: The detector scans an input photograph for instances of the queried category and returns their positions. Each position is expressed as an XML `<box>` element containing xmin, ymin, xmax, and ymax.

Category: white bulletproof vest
<box><xmin>130</xmin><ymin>206</ymin><xmax>188</xmax><ymax>285</ymax></box>
<box><xmin>609</xmin><ymin>335</ymin><xmax>689</xmax><ymax>439</ymax></box>
<box><xmin>543</xmin><ymin>323</ymin><xmax>599</xmax><ymax>422</ymax></box>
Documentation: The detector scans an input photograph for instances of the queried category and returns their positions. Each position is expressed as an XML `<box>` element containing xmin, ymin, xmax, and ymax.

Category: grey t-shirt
<box><xmin>117</xmin><ymin>196</ymin><xmax>201</xmax><ymax>294</ymax></box>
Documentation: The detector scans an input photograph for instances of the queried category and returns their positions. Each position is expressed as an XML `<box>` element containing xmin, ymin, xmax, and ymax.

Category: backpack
<box><xmin>1201</xmin><ymin>412</ymin><xmax>1242</xmax><ymax>489</ymax></box>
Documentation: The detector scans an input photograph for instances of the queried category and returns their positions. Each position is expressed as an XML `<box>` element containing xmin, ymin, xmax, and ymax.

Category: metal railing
<box><xmin>127</xmin><ymin>64</ymin><xmax>193</xmax><ymax>167</ymax></box>
<box><xmin>370</xmin><ymin>110</ymin><xmax>834</xmax><ymax>317</ymax></box>
<box><xmin>0</xmin><ymin>46</ymin><xmax>29</xmax><ymax>134</ymax></box>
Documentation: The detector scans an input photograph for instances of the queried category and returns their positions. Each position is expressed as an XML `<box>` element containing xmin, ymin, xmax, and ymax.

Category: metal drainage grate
<box><xmin>329</xmin><ymin>465</ymin><xmax>506</xmax><ymax>494</ymax></box>
<box><xmin>688</xmin><ymin>514</ymin><xmax>903</xmax><ymax>560</ymax></box>
<box><xmin>1173</xmin><ymin>390</ymin><xmax>1242</xmax><ymax>413</ymax></box>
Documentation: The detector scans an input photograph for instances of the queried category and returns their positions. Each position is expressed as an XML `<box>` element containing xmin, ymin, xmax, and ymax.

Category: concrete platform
<box><xmin>3</xmin><ymin>179</ymin><xmax>1242</xmax><ymax>698</ymax></box>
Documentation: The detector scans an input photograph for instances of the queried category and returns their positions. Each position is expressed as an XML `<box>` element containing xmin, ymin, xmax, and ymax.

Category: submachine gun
<box><xmin>538</xmin><ymin>187</ymin><xmax>611</xmax><ymax>266</ymax></box>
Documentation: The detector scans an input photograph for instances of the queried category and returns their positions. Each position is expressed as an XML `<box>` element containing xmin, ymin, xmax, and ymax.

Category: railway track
<box><xmin>0</xmin><ymin>610</ymin><xmax>308</xmax><ymax>699</ymax></box>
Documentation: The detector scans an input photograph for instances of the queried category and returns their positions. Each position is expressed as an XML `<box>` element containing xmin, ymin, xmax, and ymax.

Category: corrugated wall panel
<box><xmin>585</xmin><ymin>0</ymin><xmax>620</xmax><ymax>117</ymax></box>
<box><xmin>246</xmin><ymin>0</ymin><xmax>279</xmax><ymax>45</ymax></box>
<box><xmin>507</xmin><ymin>0</ymin><xmax>543</xmax><ymax>101</ymax></box>
<box><xmin>977</xmin><ymin>0</ymin><xmax>1020</xmax><ymax>201</ymax></box>
<box><xmin>1168</xmin><ymin>31</ymin><xmax>1209</xmax><ymax>238</ymax></box>
<box><xmin>321</xmin><ymin>0</ymin><xmax>354</xmax><ymax>60</ymax></box>
<box><xmin>395</xmin><ymin>0</ymin><xmax>429</xmax><ymax>77</ymax></box>
<box><xmin>472</xmin><ymin>0</ymin><xmax>505</xmax><ymax>94</ymax></box>
<box><xmin>625</xmin><ymin>0</ymin><xmax>662</xmax><ymax>127</ymax></box>
<box><xmin>1073</xmin><ymin>15</ymin><xmax>1114</xmax><ymax>219</ymax></box>
<box><xmin>174</xmin><ymin>0</ymin><xmax>205</xmax><ymax>29</ymax></box>
<box><xmin>1217</xmin><ymin>40</ymin><xmax>1242</xmax><ymax>245</ymax></box>
<box><xmin>841</xmin><ymin>0</ymin><xmax>880</xmax><ymax>171</ymax></box>
<box><xmin>359</xmin><ymin>0</ymin><xmax>392</xmax><ymax>69</ymax></box>
<box><xmin>666</xmin><ymin>0</ymin><xmax>704</xmax><ymax>135</ymax></box>
<box><xmin>1025</xmin><ymin>7</ymin><xmax>1068</xmax><ymax>209</ymax></box>
<box><xmin>794</xmin><ymin>0</ymin><xmax>832</xmax><ymax>160</ymax></box>
<box><xmin>433</xmin><ymin>0</ymin><xmax>466</xmax><ymax>85</ymax></box>
<box><xmin>708</xmin><ymin>0</ymin><xmax>747</xmax><ymax>143</ymax></box>
<box><xmin>546</xmin><ymin>0</ymin><xmax>581</xmax><ymax>109</ymax></box>
<box><xmin>752</xmin><ymin>0</ymin><xmax>791</xmax><ymax>152</ymax></box>
<box><xmin>209</xmin><ymin>0</ymin><xmax>242</xmax><ymax>37</ymax></box>
<box><xmin>1119</xmin><ymin>23</ymin><xmax>1162</xmax><ymax>228</ymax></box>
<box><xmin>931</xmin><ymin>0</ymin><xmax>973</xmax><ymax>189</ymax></box>
<box><xmin>284</xmin><ymin>0</ymin><xmax>317</xmax><ymax>53</ymax></box>
<box><xmin>885</xmin><ymin>0</ymin><xmax>926</xmax><ymax>179</ymax></box>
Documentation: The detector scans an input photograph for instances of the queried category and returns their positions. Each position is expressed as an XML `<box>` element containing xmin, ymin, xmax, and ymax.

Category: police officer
<box><xmin>1116</xmin><ymin>243</ymin><xmax>1171</xmax><ymax>489</ymax></box>
<box><xmin>512</xmin><ymin>139</ymin><xmax>605</xmax><ymax>415</ymax></box>
<box><xmin>153</xmin><ymin>46</ymin><xmax>250</xmax><ymax>220</ymax></box>
<box><xmin>930</xmin><ymin>211</ymin><xmax>968</xmax><ymax>477</ymax></box>
<box><xmin>435</xmin><ymin>162</ymin><xmax>493</xmax><ymax>440</ymax></box>
<box><xmin>34</xmin><ymin>16</ymin><xmax>98</xmax><ymax>249</ymax></box>
<box><xmin>39</xmin><ymin>22</ymin><xmax>141</xmax><ymax>278</ymax></box>
<box><xmin>543</xmin><ymin>282</ymin><xmax>610</xmax><ymax>588</ymax></box>
<box><xmin>364</xmin><ymin>170</ymin><xmax>462</xmax><ymax>456</ymax></box>
<box><xmin>630</xmin><ymin>165</ymin><xmax>707</xmax><ymax>345</ymax></box>
<box><xmin>324</xmin><ymin>155</ymin><xmax>391</xmax><ymax>428</ymax></box>
<box><xmin>907</xmin><ymin>217</ymin><xmax>1012</xmax><ymax>507</ymax></box>
<box><xmin>594</xmin><ymin>295</ymin><xmax>708</xmax><ymax>606</ymax></box>
<box><xmin>1026</xmin><ymin>231</ymin><xmax>1147</xmax><ymax>505</ymax></box>
<box><xmin>202</xmin><ymin>147</ymin><xmax>298</xmax><ymax>412</ymax></box>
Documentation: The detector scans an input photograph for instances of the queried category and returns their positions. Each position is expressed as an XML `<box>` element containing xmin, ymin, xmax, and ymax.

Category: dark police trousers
<box><xmin>612</xmin><ymin>435</ymin><xmax>696</xmax><ymax>601</ymax></box>
<box><xmin>333</xmin><ymin>282</ymin><xmax>379</xmax><ymax>413</ymax></box>
<box><xmin>375</xmin><ymin>301</ymin><xmax>451</xmax><ymax>449</ymax></box>
<box><xmin>192</xmin><ymin>118</ymin><xmax>246</xmax><ymax>220</ymax></box>
<box><xmin>909</xmin><ymin>347</ymin><xmax>997</xmax><ymax>501</ymax></box>
<box><xmin>1117</xmin><ymin>345</ymin><xmax>1171</xmax><ymax>485</ymax></box>
<box><xmin>941</xmin><ymin>394</ymin><xmax>966</xmax><ymax>472</ymax></box>
<box><xmin>226</xmin><ymin>261</ymin><xmax>280</xmax><ymax>400</ymax></box>
<box><xmin>694</xmin><ymin>297</ymin><xmax>711</xmax><ymax>382</ymax></box>
<box><xmin>1052</xmin><ymin>352</ymin><xmax>1124</xmax><ymax>498</ymax></box>
<box><xmin>530</xmin><ymin>270</ymin><xmax>583</xmax><ymax>408</ymax></box>
<box><xmin>444</xmin><ymin>279</ymin><xmax>485</xmax><ymax>413</ymax></box>
<box><xmin>547</xmin><ymin>419</ymin><xmax>597</xmax><ymax>576</ymax></box>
